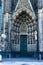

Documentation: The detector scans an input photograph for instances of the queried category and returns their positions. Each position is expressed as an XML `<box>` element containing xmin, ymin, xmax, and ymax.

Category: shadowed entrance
<box><xmin>20</xmin><ymin>35</ymin><xmax>27</xmax><ymax>57</ymax></box>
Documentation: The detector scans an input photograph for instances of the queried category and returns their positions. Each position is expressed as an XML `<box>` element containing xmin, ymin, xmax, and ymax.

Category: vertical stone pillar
<box><xmin>2</xmin><ymin>13</ymin><xmax>11</xmax><ymax>51</ymax></box>
<box><xmin>1</xmin><ymin>14</ymin><xmax>6</xmax><ymax>51</ymax></box>
<box><xmin>2</xmin><ymin>0</ymin><xmax>11</xmax><ymax>51</ymax></box>
<box><xmin>2</xmin><ymin>0</ymin><xmax>5</xmax><ymax>13</ymax></box>
<box><xmin>8</xmin><ymin>14</ymin><xmax>11</xmax><ymax>51</ymax></box>
<box><xmin>2</xmin><ymin>0</ymin><xmax>11</xmax><ymax>13</ymax></box>
<box><xmin>38</xmin><ymin>9</ymin><xmax>43</xmax><ymax>52</ymax></box>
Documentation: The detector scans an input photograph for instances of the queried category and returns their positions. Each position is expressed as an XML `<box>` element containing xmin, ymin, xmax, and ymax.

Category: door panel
<box><xmin>20</xmin><ymin>35</ymin><xmax>27</xmax><ymax>52</ymax></box>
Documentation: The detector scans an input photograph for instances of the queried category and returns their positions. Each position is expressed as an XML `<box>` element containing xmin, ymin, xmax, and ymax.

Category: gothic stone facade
<box><xmin>0</xmin><ymin>0</ymin><xmax>43</xmax><ymax>59</ymax></box>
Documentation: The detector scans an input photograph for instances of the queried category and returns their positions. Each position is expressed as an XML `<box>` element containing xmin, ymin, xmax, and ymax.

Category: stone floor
<box><xmin>0</xmin><ymin>62</ymin><xmax>43</xmax><ymax>65</ymax></box>
<box><xmin>0</xmin><ymin>58</ymin><xmax>43</xmax><ymax>65</ymax></box>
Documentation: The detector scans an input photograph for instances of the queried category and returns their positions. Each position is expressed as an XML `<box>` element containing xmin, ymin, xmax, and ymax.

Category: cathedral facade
<box><xmin>0</xmin><ymin>0</ymin><xmax>43</xmax><ymax>59</ymax></box>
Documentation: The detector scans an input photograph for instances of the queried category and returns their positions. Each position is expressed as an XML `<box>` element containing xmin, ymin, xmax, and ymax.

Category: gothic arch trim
<box><xmin>13</xmin><ymin>8</ymin><xmax>36</xmax><ymax>21</ymax></box>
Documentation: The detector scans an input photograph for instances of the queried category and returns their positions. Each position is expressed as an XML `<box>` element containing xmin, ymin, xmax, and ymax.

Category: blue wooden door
<box><xmin>20</xmin><ymin>35</ymin><xmax>27</xmax><ymax>52</ymax></box>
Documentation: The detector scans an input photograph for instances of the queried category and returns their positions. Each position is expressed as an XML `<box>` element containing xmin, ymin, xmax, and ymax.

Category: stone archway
<box><xmin>11</xmin><ymin>10</ymin><xmax>37</xmax><ymax>53</ymax></box>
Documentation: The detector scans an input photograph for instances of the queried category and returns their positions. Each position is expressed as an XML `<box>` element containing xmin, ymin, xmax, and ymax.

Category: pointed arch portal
<box><xmin>11</xmin><ymin>10</ymin><xmax>38</xmax><ymax>57</ymax></box>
